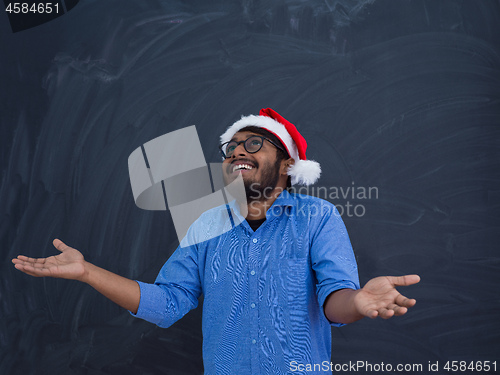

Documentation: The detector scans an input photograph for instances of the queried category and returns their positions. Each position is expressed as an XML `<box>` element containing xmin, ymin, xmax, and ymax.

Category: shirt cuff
<box><xmin>129</xmin><ymin>280</ymin><xmax>168</xmax><ymax>325</ymax></box>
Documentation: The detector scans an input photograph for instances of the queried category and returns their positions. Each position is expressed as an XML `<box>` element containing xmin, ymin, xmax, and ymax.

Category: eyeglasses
<box><xmin>219</xmin><ymin>135</ymin><xmax>286</xmax><ymax>159</ymax></box>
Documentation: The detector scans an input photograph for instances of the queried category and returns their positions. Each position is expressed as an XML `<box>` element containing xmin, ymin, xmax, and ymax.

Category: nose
<box><xmin>231</xmin><ymin>142</ymin><xmax>248</xmax><ymax>158</ymax></box>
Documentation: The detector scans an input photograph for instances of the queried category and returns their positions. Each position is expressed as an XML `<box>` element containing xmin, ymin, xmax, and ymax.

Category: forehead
<box><xmin>230</xmin><ymin>131</ymin><xmax>261</xmax><ymax>142</ymax></box>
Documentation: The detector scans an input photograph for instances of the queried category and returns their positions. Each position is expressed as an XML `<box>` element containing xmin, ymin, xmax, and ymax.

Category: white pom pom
<box><xmin>288</xmin><ymin>160</ymin><xmax>321</xmax><ymax>186</ymax></box>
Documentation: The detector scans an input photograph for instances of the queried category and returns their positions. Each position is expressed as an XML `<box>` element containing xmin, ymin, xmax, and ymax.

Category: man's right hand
<box><xmin>12</xmin><ymin>239</ymin><xmax>141</xmax><ymax>313</ymax></box>
<box><xmin>12</xmin><ymin>239</ymin><xmax>87</xmax><ymax>281</ymax></box>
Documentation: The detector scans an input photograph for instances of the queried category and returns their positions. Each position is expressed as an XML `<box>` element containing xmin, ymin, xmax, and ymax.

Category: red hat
<box><xmin>220</xmin><ymin>108</ymin><xmax>321</xmax><ymax>185</ymax></box>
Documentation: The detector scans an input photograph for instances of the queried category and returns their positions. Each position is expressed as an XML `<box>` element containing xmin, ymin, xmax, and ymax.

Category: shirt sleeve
<box><xmin>130</xmin><ymin>243</ymin><xmax>202</xmax><ymax>328</ymax></box>
<box><xmin>309</xmin><ymin>202</ymin><xmax>360</xmax><ymax>326</ymax></box>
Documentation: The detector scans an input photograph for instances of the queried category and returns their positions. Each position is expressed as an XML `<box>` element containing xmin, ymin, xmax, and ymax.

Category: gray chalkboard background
<box><xmin>1</xmin><ymin>1</ymin><xmax>499</xmax><ymax>374</ymax></box>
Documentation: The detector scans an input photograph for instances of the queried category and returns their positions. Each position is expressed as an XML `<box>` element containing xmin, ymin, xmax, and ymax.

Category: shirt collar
<box><xmin>270</xmin><ymin>189</ymin><xmax>294</xmax><ymax>207</ymax></box>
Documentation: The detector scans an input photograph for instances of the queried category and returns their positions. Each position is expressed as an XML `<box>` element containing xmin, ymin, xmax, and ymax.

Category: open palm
<box><xmin>12</xmin><ymin>239</ymin><xmax>86</xmax><ymax>281</ymax></box>
<box><xmin>354</xmin><ymin>275</ymin><xmax>420</xmax><ymax>319</ymax></box>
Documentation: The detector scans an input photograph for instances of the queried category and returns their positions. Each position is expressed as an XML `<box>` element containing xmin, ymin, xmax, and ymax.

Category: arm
<box><xmin>324</xmin><ymin>274</ymin><xmax>420</xmax><ymax>324</ymax></box>
<box><xmin>12</xmin><ymin>239</ymin><xmax>141</xmax><ymax>314</ymax></box>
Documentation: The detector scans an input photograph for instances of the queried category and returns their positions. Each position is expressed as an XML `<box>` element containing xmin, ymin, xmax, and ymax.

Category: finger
<box><xmin>393</xmin><ymin>307</ymin><xmax>408</xmax><ymax>316</ymax></box>
<box><xmin>13</xmin><ymin>258</ymin><xmax>55</xmax><ymax>273</ymax></box>
<box><xmin>12</xmin><ymin>258</ymin><xmax>34</xmax><ymax>266</ymax></box>
<box><xmin>395</xmin><ymin>294</ymin><xmax>417</xmax><ymax>308</ymax></box>
<box><xmin>14</xmin><ymin>255</ymin><xmax>47</xmax><ymax>264</ymax></box>
<box><xmin>14</xmin><ymin>263</ymin><xmax>48</xmax><ymax>277</ymax></box>
<box><xmin>387</xmin><ymin>303</ymin><xmax>408</xmax><ymax>316</ymax></box>
<box><xmin>389</xmin><ymin>274</ymin><xmax>421</xmax><ymax>287</ymax></box>
<box><xmin>12</xmin><ymin>258</ymin><xmax>32</xmax><ymax>268</ymax></box>
<box><xmin>365</xmin><ymin>309</ymin><xmax>379</xmax><ymax>319</ymax></box>
<box><xmin>378</xmin><ymin>308</ymin><xmax>395</xmax><ymax>319</ymax></box>
<box><xmin>53</xmin><ymin>239</ymin><xmax>68</xmax><ymax>252</ymax></box>
<box><xmin>12</xmin><ymin>257</ymin><xmax>47</xmax><ymax>268</ymax></box>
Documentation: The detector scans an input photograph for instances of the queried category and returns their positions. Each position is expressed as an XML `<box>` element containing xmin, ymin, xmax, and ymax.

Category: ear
<box><xmin>280</xmin><ymin>158</ymin><xmax>295</xmax><ymax>176</ymax></box>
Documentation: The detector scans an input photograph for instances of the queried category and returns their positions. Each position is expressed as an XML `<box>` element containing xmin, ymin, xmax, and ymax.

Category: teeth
<box><xmin>233</xmin><ymin>164</ymin><xmax>254</xmax><ymax>172</ymax></box>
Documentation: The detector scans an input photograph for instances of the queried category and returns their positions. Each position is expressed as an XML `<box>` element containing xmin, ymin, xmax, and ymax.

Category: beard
<box><xmin>244</xmin><ymin>156</ymin><xmax>281</xmax><ymax>202</ymax></box>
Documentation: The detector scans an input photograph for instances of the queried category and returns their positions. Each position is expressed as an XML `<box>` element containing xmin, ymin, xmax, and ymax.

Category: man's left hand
<box><xmin>354</xmin><ymin>275</ymin><xmax>420</xmax><ymax>319</ymax></box>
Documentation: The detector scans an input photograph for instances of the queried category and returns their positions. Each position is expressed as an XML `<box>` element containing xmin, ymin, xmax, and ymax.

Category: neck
<box><xmin>240</xmin><ymin>187</ymin><xmax>285</xmax><ymax>220</ymax></box>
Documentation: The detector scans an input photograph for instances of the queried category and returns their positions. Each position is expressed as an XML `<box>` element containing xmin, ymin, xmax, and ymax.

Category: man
<box><xmin>12</xmin><ymin>108</ymin><xmax>420</xmax><ymax>374</ymax></box>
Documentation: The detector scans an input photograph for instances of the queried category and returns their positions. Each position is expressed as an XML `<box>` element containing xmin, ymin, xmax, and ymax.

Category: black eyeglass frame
<box><xmin>219</xmin><ymin>135</ymin><xmax>287</xmax><ymax>159</ymax></box>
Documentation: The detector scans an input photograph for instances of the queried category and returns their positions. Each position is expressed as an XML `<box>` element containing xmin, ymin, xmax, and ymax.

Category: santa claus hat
<box><xmin>220</xmin><ymin>108</ymin><xmax>321</xmax><ymax>186</ymax></box>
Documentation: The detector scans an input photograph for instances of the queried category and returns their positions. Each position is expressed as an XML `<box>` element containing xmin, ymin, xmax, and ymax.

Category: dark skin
<box><xmin>12</xmin><ymin>130</ymin><xmax>420</xmax><ymax>323</ymax></box>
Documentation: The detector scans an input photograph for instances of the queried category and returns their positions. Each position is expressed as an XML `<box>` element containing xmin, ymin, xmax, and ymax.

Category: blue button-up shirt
<box><xmin>132</xmin><ymin>190</ymin><xmax>359</xmax><ymax>374</ymax></box>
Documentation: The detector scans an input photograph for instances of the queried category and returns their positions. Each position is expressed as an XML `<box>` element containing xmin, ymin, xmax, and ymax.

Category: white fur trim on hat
<box><xmin>288</xmin><ymin>159</ymin><xmax>321</xmax><ymax>186</ymax></box>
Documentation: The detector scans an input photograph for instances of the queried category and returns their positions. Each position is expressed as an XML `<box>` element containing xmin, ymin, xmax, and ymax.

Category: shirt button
<box><xmin>252</xmin><ymin>238</ymin><xmax>258</xmax><ymax>243</ymax></box>
<box><xmin>250</xmin><ymin>270</ymin><xmax>256</xmax><ymax>276</ymax></box>
<box><xmin>252</xmin><ymin>339</ymin><xmax>256</xmax><ymax>344</ymax></box>
<box><xmin>251</xmin><ymin>303</ymin><xmax>256</xmax><ymax>308</ymax></box>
